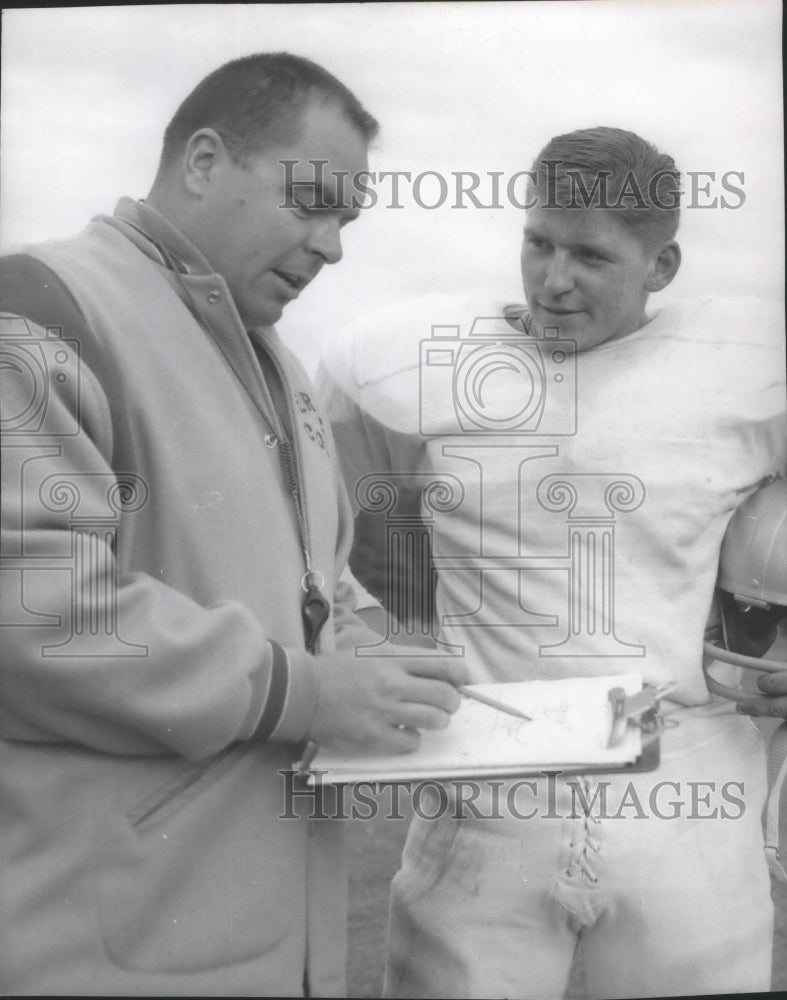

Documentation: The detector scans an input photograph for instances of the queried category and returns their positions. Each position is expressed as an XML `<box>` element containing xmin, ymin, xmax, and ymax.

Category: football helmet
<box><xmin>704</xmin><ymin>477</ymin><xmax>787</xmax><ymax>693</ymax></box>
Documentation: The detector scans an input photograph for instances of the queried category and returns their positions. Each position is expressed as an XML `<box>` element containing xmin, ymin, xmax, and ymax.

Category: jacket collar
<box><xmin>107</xmin><ymin>197</ymin><xmax>292</xmax><ymax>434</ymax></box>
<box><xmin>112</xmin><ymin>197</ymin><xmax>215</xmax><ymax>277</ymax></box>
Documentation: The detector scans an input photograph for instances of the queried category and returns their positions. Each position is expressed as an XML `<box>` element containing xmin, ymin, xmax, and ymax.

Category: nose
<box><xmin>305</xmin><ymin>217</ymin><xmax>343</xmax><ymax>265</ymax></box>
<box><xmin>543</xmin><ymin>250</ymin><xmax>575</xmax><ymax>295</ymax></box>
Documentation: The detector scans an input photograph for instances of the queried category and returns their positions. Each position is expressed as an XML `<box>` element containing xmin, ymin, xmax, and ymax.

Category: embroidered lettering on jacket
<box><xmin>294</xmin><ymin>391</ymin><xmax>330</xmax><ymax>455</ymax></box>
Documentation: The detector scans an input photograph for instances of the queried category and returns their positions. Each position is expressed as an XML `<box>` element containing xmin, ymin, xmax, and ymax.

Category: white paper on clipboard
<box><xmin>309</xmin><ymin>673</ymin><xmax>645</xmax><ymax>785</ymax></box>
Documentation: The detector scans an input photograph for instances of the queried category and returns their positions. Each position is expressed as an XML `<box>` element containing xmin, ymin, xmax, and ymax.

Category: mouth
<box><xmin>271</xmin><ymin>269</ymin><xmax>308</xmax><ymax>297</ymax></box>
<box><xmin>537</xmin><ymin>303</ymin><xmax>582</xmax><ymax>317</ymax></box>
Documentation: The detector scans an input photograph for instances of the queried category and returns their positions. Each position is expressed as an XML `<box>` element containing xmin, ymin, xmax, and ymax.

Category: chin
<box><xmin>242</xmin><ymin>304</ymin><xmax>283</xmax><ymax>329</ymax></box>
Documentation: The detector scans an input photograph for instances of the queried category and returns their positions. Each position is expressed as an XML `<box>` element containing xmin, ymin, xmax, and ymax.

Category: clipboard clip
<box><xmin>607</xmin><ymin>682</ymin><xmax>677</xmax><ymax>749</ymax></box>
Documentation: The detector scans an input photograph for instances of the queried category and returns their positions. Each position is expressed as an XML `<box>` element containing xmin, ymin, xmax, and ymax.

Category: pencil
<box><xmin>459</xmin><ymin>686</ymin><xmax>532</xmax><ymax>721</ymax></box>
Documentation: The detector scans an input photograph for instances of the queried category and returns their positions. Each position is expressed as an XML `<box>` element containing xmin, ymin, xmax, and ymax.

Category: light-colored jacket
<box><xmin>0</xmin><ymin>199</ymin><xmax>370</xmax><ymax>995</ymax></box>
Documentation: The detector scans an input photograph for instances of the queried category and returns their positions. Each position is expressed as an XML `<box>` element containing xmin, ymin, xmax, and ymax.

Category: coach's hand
<box><xmin>306</xmin><ymin>648</ymin><xmax>468</xmax><ymax>754</ymax></box>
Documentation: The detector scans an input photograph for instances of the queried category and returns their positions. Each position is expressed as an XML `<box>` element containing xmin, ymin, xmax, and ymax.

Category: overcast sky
<box><xmin>1</xmin><ymin>2</ymin><xmax>783</xmax><ymax>370</ymax></box>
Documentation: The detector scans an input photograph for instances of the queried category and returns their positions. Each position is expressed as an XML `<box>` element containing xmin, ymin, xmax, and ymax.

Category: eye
<box><xmin>578</xmin><ymin>248</ymin><xmax>606</xmax><ymax>263</ymax></box>
<box><xmin>285</xmin><ymin>189</ymin><xmax>316</xmax><ymax>217</ymax></box>
<box><xmin>525</xmin><ymin>236</ymin><xmax>551</xmax><ymax>252</ymax></box>
<box><xmin>292</xmin><ymin>197</ymin><xmax>330</xmax><ymax>217</ymax></box>
<box><xmin>292</xmin><ymin>199</ymin><xmax>313</xmax><ymax>218</ymax></box>
<box><xmin>287</xmin><ymin>185</ymin><xmax>333</xmax><ymax>217</ymax></box>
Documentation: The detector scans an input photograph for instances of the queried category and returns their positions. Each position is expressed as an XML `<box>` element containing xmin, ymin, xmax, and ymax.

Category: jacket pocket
<box><xmin>93</xmin><ymin>743</ymin><xmax>298</xmax><ymax>974</ymax></box>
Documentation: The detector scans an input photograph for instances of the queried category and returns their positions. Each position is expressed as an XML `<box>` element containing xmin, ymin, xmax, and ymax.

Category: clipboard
<box><xmin>303</xmin><ymin>674</ymin><xmax>669</xmax><ymax>786</ymax></box>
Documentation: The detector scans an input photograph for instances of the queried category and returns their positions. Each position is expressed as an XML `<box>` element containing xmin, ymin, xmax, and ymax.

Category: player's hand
<box><xmin>736</xmin><ymin>670</ymin><xmax>787</xmax><ymax>719</ymax></box>
<box><xmin>305</xmin><ymin>648</ymin><xmax>468</xmax><ymax>754</ymax></box>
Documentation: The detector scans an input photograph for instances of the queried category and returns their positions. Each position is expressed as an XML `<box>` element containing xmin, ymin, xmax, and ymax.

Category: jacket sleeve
<box><xmin>0</xmin><ymin>256</ymin><xmax>316</xmax><ymax>759</ymax></box>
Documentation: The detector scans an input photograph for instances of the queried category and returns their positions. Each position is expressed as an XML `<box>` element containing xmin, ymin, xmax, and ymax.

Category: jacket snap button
<box><xmin>207</xmin><ymin>291</ymin><xmax>221</xmax><ymax>303</ymax></box>
<box><xmin>265</xmin><ymin>433</ymin><xmax>278</xmax><ymax>448</ymax></box>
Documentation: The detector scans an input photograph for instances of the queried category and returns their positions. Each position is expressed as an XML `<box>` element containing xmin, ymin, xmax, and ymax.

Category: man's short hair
<box><xmin>527</xmin><ymin>126</ymin><xmax>681</xmax><ymax>246</ymax></box>
<box><xmin>160</xmin><ymin>52</ymin><xmax>379</xmax><ymax>168</ymax></box>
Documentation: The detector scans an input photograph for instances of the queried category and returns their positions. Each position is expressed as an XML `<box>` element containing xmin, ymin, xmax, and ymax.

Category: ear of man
<box><xmin>645</xmin><ymin>239</ymin><xmax>681</xmax><ymax>293</ymax></box>
<box><xmin>181</xmin><ymin>128</ymin><xmax>231</xmax><ymax>198</ymax></box>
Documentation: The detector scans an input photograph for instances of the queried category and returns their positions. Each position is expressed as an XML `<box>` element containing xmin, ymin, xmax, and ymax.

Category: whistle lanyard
<box><xmin>99</xmin><ymin>214</ymin><xmax>331</xmax><ymax>654</ymax></box>
<box><xmin>248</xmin><ymin>335</ymin><xmax>331</xmax><ymax>654</ymax></box>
